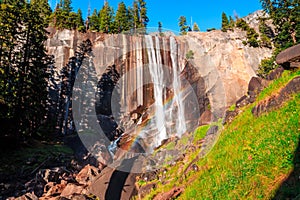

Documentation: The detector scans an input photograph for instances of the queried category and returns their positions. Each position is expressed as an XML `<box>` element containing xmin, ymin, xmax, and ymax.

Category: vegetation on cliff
<box><xmin>142</xmin><ymin>69</ymin><xmax>300</xmax><ymax>199</ymax></box>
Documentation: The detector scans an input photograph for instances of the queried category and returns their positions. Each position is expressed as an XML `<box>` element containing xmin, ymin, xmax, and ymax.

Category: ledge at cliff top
<box><xmin>46</xmin><ymin>27</ymin><xmax>272</xmax><ymax>119</ymax></box>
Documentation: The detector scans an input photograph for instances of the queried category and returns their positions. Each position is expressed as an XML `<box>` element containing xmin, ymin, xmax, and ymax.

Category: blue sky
<box><xmin>49</xmin><ymin>0</ymin><xmax>262</xmax><ymax>32</ymax></box>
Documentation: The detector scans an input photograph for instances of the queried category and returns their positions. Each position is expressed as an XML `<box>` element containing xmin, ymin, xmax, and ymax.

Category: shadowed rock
<box><xmin>276</xmin><ymin>44</ymin><xmax>300</xmax><ymax>67</ymax></box>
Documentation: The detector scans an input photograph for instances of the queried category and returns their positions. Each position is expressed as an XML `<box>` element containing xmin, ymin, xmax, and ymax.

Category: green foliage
<box><xmin>0</xmin><ymin>1</ymin><xmax>51</xmax><ymax>137</ymax></box>
<box><xmin>221</xmin><ymin>12</ymin><xmax>229</xmax><ymax>32</ymax></box>
<box><xmin>229</xmin><ymin>16</ymin><xmax>235</xmax><ymax>29</ymax></box>
<box><xmin>236</xmin><ymin>18</ymin><xmax>260</xmax><ymax>47</ymax></box>
<box><xmin>99</xmin><ymin>2</ymin><xmax>114</xmax><ymax>33</ymax></box>
<box><xmin>257</xmin><ymin>56</ymin><xmax>277</xmax><ymax>78</ymax></box>
<box><xmin>207</xmin><ymin>27</ymin><xmax>216</xmax><ymax>32</ymax></box>
<box><xmin>88</xmin><ymin>9</ymin><xmax>100</xmax><ymax>31</ymax></box>
<box><xmin>158</xmin><ymin>21</ymin><xmax>164</xmax><ymax>36</ymax></box>
<box><xmin>193</xmin><ymin>22</ymin><xmax>200</xmax><ymax>32</ymax></box>
<box><xmin>115</xmin><ymin>2</ymin><xmax>130</xmax><ymax>33</ymax></box>
<box><xmin>76</xmin><ymin>8</ymin><xmax>85</xmax><ymax>32</ymax></box>
<box><xmin>185</xmin><ymin>50</ymin><xmax>194</xmax><ymax>60</ymax></box>
<box><xmin>179</xmin><ymin>16</ymin><xmax>188</xmax><ymax>35</ymax></box>
<box><xmin>260</xmin><ymin>0</ymin><xmax>300</xmax><ymax>49</ymax></box>
<box><xmin>258</xmin><ymin>17</ymin><xmax>274</xmax><ymax>48</ymax></box>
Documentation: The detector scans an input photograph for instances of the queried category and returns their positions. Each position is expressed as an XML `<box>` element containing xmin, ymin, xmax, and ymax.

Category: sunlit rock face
<box><xmin>45</xmin><ymin>27</ymin><xmax>272</xmax><ymax>149</ymax></box>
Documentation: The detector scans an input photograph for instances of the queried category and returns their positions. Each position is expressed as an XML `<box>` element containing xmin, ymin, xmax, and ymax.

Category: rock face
<box><xmin>181</xmin><ymin>30</ymin><xmax>272</xmax><ymax>117</ymax></box>
<box><xmin>46</xmin><ymin>28</ymin><xmax>272</xmax><ymax>121</ymax></box>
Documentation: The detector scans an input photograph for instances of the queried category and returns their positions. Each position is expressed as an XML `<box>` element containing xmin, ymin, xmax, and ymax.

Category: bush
<box><xmin>257</xmin><ymin>57</ymin><xmax>277</xmax><ymax>78</ymax></box>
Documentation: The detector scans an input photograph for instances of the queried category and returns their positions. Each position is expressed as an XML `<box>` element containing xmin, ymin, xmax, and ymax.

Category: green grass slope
<box><xmin>145</xmin><ymin>69</ymin><xmax>300</xmax><ymax>200</ymax></box>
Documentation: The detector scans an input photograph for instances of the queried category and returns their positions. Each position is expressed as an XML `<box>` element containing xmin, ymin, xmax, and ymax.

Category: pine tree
<box><xmin>221</xmin><ymin>12</ymin><xmax>229</xmax><ymax>32</ymax></box>
<box><xmin>138</xmin><ymin>0</ymin><xmax>148</xmax><ymax>29</ymax></box>
<box><xmin>0</xmin><ymin>1</ymin><xmax>50</xmax><ymax>137</ymax></box>
<box><xmin>229</xmin><ymin>16</ymin><xmax>235</xmax><ymax>29</ymax></box>
<box><xmin>99</xmin><ymin>1</ymin><xmax>114</xmax><ymax>33</ymax></box>
<box><xmin>193</xmin><ymin>22</ymin><xmax>200</xmax><ymax>32</ymax></box>
<box><xmin>179</xmin><ymin>16</ymin><xmax>188</xmax><ymax>35</ymax></box>
<box><xmin>158</xmin><ymin>21</ymin><xmax>163</xmax><ymax>35</ymax></box>
<box><xmin>115</xmin><ymin>2</ymin><xmax>129</xmax><ymax>33</ymax></box>
<box><xmin>260</xmin><ymin>0</ymin><xmax>300</xmax><ymax>49</ymax></box>
<box><xmin>132</xmin><ymin>1</ymin><xmax>140</xmax><ymax>30</ymax></box>
<box><xmin>76</xmin><ymin>8</ymin><xmax>85</xmax><ymax>32</ymax></box>
<box><xmin>89</xmin><ymin>9</ymin><xmax>100</xmax><ymax>31</ymax></box>
<box><xmin>30</xmin><ymin>0</ymin><xmax>52</xmax><ymax>24</ymax></box>
<box><xmin>62</xmin><ymin>0</ymin><xmax>72</xmax><ymax>13</ymax></box>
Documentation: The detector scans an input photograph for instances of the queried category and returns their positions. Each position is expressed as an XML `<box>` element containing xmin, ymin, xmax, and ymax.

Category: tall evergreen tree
<box><xmin>62</xmin><ymin>0</ymin><xmax>72</xmax><ymax>13</ymax></box>
<box><xmin>0</xmin><ymin>1</ymin><xmax>50</xmax><ymax>137</ymax></box>
<box><xmin>30</xmin><ymin>0</ymin><xmax>52</xmax><ymax>24</ymax></box>
<box><xmin>158</xmin><ymin>21</ymin><xmax>163</xmax><ymax>34</ymax></box>
<box><xmin>76</xmin><ymin>8</ymin><xmax>85</xmax><ymax>32</ymax></box>
<box><xmin>99</xmin><ymin>1</ymin><xmax>114</xmax><ymax>33</ymax></box>
<box><xmin>221</xmin><ymin>12</ymin><xmax>229</xmax><ymax>32</ymax></box>
<box><xmin>132</xmin><ymin>1</ymin><xmax>140</xmax><ymax>30</ymax></box>
<box><xmin>193</xmin><ymin>22</ymin><xmax>200</xmax><ymax>32</ymax></box>
<box><xmin>260</xmin><ymin>0</ymin><xmax>300</xmax><ymax>49</ymax></box>
<box><xmin>178</xmin><ymin>16</ymin><xmax>188</xmax><ymax>35</ymax></box>
<box><xmin>229</xmin><ymin>16</ymin><xmax>235</xmax><ymax>29</ymax></box>
<box><xmin>88</xmin><ymin>9</ymin><xmax>100</xmax><ymax>31</ymax></box>
<box><xmin>115</xmin><ymin>2</ymin><xmax>129</xmax><ymax>33</ymax></box>
<box><xmin>138</xmin><ymin>0</ymin><xmax>148</xmax><ymax>29</ymax></box>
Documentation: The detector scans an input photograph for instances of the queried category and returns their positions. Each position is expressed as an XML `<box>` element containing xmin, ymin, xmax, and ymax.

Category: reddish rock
<box><xmin>75</xmin><ymin>164</ymin><xmax>100</xmax><ymax>185</ymax></box>
<box><xmin>43</xmin><ymin>181</ymin><xmax>67</xmax><ymax>197</ymax></box>
<box><xmin>153</xmin><ymin>187</ymin><xmax>184</xmax><ymax>200</ymax></box>
<box><xmin>12</xmin><ymin>193</ymin><xmax>38</xmax><ymax>200</ymax></box>
<box><xmin>199</xmin><ymin>110</ymin><xmax>212</xmax><ymax>125</ymax></box>
<box><xmin>60</xmin><ymin>184</ymin><xmax>85</xmax><ymax>198</ymax></box>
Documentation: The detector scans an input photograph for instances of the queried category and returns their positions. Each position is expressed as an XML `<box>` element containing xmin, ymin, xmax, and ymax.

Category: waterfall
<box><xmin>143</xmin><ymin>35</ymin><xmax>187</xmax><ymax>148</ymax></box>
<box><xmin>169</xmin><ymin>36</ymin><xmax>187</xmax><ymax>136</ymax></box>
<box><xmin>145</xmin><ymin>35</ymin><xmax>167</xmax><ymax>146</ymax></box>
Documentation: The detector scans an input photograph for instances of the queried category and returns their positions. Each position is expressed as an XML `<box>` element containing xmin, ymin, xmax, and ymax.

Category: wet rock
<box><xmin>153</xmin><ymin>187</ymin><xmax>184</xmax><ymax>200</ymax></box>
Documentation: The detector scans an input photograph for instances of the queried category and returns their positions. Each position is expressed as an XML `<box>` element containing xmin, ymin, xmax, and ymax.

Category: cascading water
<box><xmin>169</xmin><ymin>36</ymin><xmax>187</xmax><ymax>136</ymax></box>
<box><xmin>142</xmin><ymin>35</ymin><xmax>187</xmax><ymax>149</ymax></box>
<box><xmin>145</xmin><ymin>35</ymin><xmax>167</xmax><ymax>147</ymax></box>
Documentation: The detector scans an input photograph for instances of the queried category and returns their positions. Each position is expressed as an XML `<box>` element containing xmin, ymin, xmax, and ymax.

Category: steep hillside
<box><xmin>140</xmin><ymin>69</ymin><xmax>300</xmax><ymax>199</ymax></box>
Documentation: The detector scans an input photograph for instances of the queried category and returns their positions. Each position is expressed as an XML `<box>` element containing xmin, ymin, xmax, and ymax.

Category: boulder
<box><xmin>88</xmin><ymin>157</ymin><xmax>139</xmax><ymax>200</ymax></box>
<box><xmin>60</xmin><ymin>184</ymin><xmax>85</xmax><ymax>198</ymax></box>
<box><xmin>266</xmin><ymin>66</ymin><xmax>284</xmax><ymax>80</ymax></box>
<box><xmin>276</xmin><ymin>43</ymin><xmax>300</xmax><ymax>65</ymax></box>
<box><xmin>199</xmin><ymin>110</ymin><xmax>212</xmax><ymax>125</ymax></box>
<box><xmin>75</xmin><ymin>164</ymin><xmax>100</xmax><ymax>185</ymax></box>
